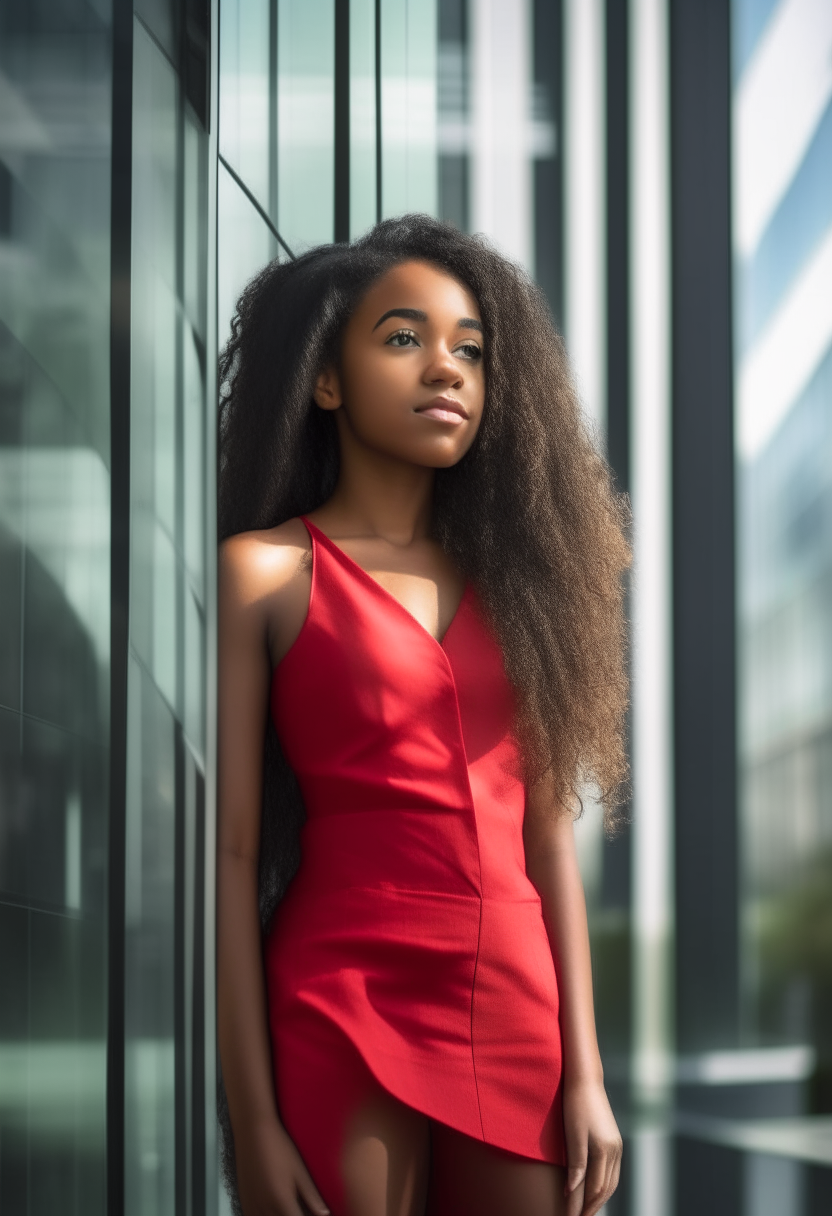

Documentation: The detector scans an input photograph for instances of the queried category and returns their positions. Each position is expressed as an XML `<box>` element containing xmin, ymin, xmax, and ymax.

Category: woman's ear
<box><xmin>313</xmin><ymin>366</ymin><xmax>343</xmax><ymax>412</ymax></box>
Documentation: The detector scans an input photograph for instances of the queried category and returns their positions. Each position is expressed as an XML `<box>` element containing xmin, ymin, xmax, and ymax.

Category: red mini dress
<box><xmin>265</xmin><ymin>517</ymin><xmax>565</xmax><ymax>1201</ymax></box>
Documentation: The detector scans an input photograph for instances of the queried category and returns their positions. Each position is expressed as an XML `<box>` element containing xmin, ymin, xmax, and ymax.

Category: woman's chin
<box><xmin>403</xmin><ymin>438</ymin><xmax>474</xmax><ymax>470</ymax></box>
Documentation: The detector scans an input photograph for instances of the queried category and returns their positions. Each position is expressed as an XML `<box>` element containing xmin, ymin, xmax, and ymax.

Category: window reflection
<box><xmin>438</xmin><ymin>0</ymin><xmax>470</xmax><ymax>232</ymax></box>
<box><xmin>217</xmin><ymin>161</ymin><xmax>280</xmax><ymax>344</ymax></box>
<box><xmin>124</xmin><ymin>17</ymin><xmax>211</xmax><ymax>1213</ymax></box>
<box><xmin>349</xmin><ymin>0</ymin><xmax>378</xmax><ymax>237</ymax></box>
<box><xmin>0</xmin><ymin>1</ymin><xmax>111</xmax><ymax>1209</ymax></box>
<box><xmin>734</xmin><ymin>0</ymin><xmax>832</xmax><ymax>1118</ymax></box>
<box><xmin>277</xmin><ymin>0</ymin><xmax>335</xmax><ymax>251</ymax></box>
<box><xmin>380</xmin><ymin>0</ymin><xmax>438</xmax><ymax>219</ymax></box>
<box><xmin>219</xmin><ymin>0</ymin><xmax>273</xmax><ymax>218</ymax></box>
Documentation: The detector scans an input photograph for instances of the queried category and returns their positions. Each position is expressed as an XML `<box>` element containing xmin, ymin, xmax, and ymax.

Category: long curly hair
<box><xmin>220</xmin><ymin>212</ymin><xmax>630</xmax><ymax>821</ymax></box>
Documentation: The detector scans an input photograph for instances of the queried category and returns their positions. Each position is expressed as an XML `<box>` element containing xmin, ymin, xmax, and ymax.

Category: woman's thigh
<box><xmin>340</xmin><ymin>1089</ymin><xmax>430</xmax><ymax>1216</ymax></box>
<box><xmin>427</xmin><ymin>1122</ymin><xmax>567</xmax><ymax>1216</ymax></box>
<box><xmin>275</xmin><ymin>1022</ymin><xmax>430</xmax><ymax>1216</ymax></box>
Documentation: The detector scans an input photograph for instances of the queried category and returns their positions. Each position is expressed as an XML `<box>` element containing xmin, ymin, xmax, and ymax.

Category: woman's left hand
<box><xmin>561</xmin><ymin>1077</ymin><xmax>623</xmax><ymax>1216</ymax></box>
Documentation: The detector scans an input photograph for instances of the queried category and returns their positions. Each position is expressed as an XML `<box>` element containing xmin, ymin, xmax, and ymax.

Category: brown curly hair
<box><xmin>219</xmin><ymin>214</ymin><xmax>630</xmax><ymax>828</ymax></box>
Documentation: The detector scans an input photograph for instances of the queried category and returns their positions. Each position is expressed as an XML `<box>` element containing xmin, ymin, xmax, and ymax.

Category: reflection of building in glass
<box><xmin>3</xmin><ymin>0</ymin><xmax>832</xmax><ymax>1213</ymax></box>
<box><xmin>0</xmin><ymin>6</ymin><xmax>112</xmax><ymax>1206</ymax></box>
<box><xmin>734</xmin><ymin>0</ymin><xmax>832</xmax><ymax>1093</ymax></box>
<box><xmin>217</xmin><ymin>0</ymin><xmax>562</xmax><ymax>336</ymax></box>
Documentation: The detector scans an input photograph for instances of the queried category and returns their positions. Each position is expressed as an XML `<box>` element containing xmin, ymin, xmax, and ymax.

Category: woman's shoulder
<box><xmin>220</xmin><ymin>518</ymin><xmax>312</xmax><ymax>605</ymax></box>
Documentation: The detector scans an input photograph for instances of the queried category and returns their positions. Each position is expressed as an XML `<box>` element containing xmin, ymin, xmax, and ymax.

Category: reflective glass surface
<box><xmin>380</xmin><ymin>0</ymin><xmax>438</xmax><ymax>219</ymax></box>
<box><xmin>219</xmin><ymin>0</ymin><xmax>273</xmax><ymax>217</ymax></box>
<box><xmin>437</xmin><ymin>0</ymin><xmax>469</xmax><ymax>232</ymax></box>
<box><xmin>126</xmin><ymin>16</ymin><xmax>210</xmax><ymax>1213</ymax></box>
<box><xmin>349</xmin><ymin>0</ymin><xmax>378</xmax><ymax>238</ymax></box>
<box><xmin>737</xmin><ymin>104</ymin><xmax>832</xmax><ymax>355</ymax></box>
<box><xmin>217</xmin><ymin>162</ymin><xmax>279</xmax><ymax>346</ymax></box>
<box><xmin>0</xmin><ymin>2</ymin><xmax>111</xmax><ymax>1211</ymax></box>
<box><xmin>277</xmin><ymin>0</ymin><xmax>335</xmax><ymax>252</ymax></box>
<box><xmin>733</xmin><ymin>0</ymin><xmax>832</xmax><ymax>1118</ymax></box>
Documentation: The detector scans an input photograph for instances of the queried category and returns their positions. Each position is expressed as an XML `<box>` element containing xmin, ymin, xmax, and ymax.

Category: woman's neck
<box><xmin>317</xmin><ymin>424</ymin><xmax>435</xmax><ymax>546</ymax></box>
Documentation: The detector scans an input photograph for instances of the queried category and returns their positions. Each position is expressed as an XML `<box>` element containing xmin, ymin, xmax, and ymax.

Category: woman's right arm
<box><xmin>217</xmin><ymin>535</ymin><xmax>329</xmax><ymax>1216</ymax></box>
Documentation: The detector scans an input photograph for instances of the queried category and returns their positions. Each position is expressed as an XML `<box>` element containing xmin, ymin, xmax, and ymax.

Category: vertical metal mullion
<box><xmin>191</xmin><ymin>768</ymin><xmax>207</xmax><ymax>1214</ymax></box>
<box><xmin>375</xmin><ymin>0</ymin><xmax>382</xmax><ymax>223</ymax></box>
<box><xmin>107</xmin><ymin>1</ymin><xmax>134</xmax><ymax>1212</ymax></box>
<box><xmin>201</xmin><ymin>0</ymin><xmax>221</xmax><ymax>1208</ymax></box>
<box><xmin>533</xmin><ymin>0</ymin><xmax>564</xmax><ymax>324</ymax></box>
<box><xmin>601</xmin><ymin>0</ymin><xmax>633</xmax><ymax>1057</ymax></box>
<box><xmin>670</xmin><ymin>0</ymin><xmax>738</xmax><ymax>1061</ymax></box>
<box><xmin>174</xmin><ymin>724</ymin><xmax>187</xmax><ymax>1216</ymax></box>
<box><xmin>183</xmin><ymin>752</ymin><xmax>197</xmax><ymax>1216</ymax></box>
<box><xmin>269</xmin><ymin>0</ymin><xmax>279</xmax><ymax>228</ymax></box>
<box><xmin>334</xmin><ymin>0</ymin><xmax>350</xmax><ymax>241</ymax></box>
<box><xmin>174</xmin><ymin>28</ymin><xmax>190</xmax><ymax>1204</ymax></box>
<box><xmin>605</xmin><ymin>0</ymin><xmax>630</xmax><ymax>496</ymax></box>
<box><xmin>563</xmin><ymin>0</ymin><xmax>607</xmax><ymax>431</ymax></box>
<box><xmin>629</xmin><ymin>0</ymin><xmax>674</xmax><ymax>1130</ymax></box>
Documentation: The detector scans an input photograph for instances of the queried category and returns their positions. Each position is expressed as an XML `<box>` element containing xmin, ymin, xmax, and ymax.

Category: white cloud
<box><xmin>737</xmin><ymin>224</ymin><xmax>832</xmax><ymax>460</ymax></box>
<box><xmin>734</xmin><ymin>0</ymin><xmax>832</xmax><ymax>259</ymax></box>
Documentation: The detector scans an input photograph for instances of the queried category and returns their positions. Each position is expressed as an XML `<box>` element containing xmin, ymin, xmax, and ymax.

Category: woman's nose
<box><xmin>424</xmin><ymin>345</ymin><xmax>463</xmax><ymax>386</ymax></box>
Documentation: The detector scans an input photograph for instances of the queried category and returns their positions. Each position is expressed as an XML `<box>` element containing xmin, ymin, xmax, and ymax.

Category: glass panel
<box><xmin>125</xmin><ymin>656</ymin><xmax>176</xmax><ymax>1215</ymax></box>
<box><xmin>183</xmin><ymin>115</ymin><xmax>208</xmax><ymax>344</ymax></box>
<box><xmin>183</xmin><ymin>325</ymin><xmax>206</xmax><ymax>595</ymax></box>
<box><xmin>126</xmin><ymin>30</ymin><xmax>178</xmax><ymax>1216</ymax></box>
<box><xmin>135</xmin><ymin>0</ymin><xmax>177</xmax><ymax>64</ymax></box>
<box><xmin>131</xmin><ymin>28</ymin><xmax>179</xmax><ymax>712</ymax></box>
<box><xmin>0</xmin><ymin>1</ymin><xmax>111</xmax><ymax>1209</ymax></box>
<box><xmin>277</xmin><ymin>0</ymin><xmax>335</xmax><ymax>251</ymax></box>
<box><xmin>127</xmin><ymin>19</ymin><xmax>210</xmax><ymax>1211</ymax></box>
<box><xmin>217</xmin><ymin>163</ymin><xmax>279</xmax><ymax>343</ymax></box>
<box><xmin>733</xmin><ymin>0</ymin><xmax>832</xmax><ymax>1117</ymax></box>
<box><xmin>152</xmin><ymin>520</ymin><xmax>178</xmax><ymax>711</ymax></box>
<box><xmin>22</xmin><ymin>425</ymin><xmax>111</xmax><ymax>738</ymax></box>
<box><xmin>184</xmin><ymin>585</ymin><xmax>205</xmax><ymax>760</ymax></box>
<box><xmin>380</xmin><ymin>0</ymin><xmax>438</xmax><ymax>219</ymax></box>
<box><xmin>219</xmin><ymin>0</ymin><xmax>273</xmax><ymax>217</ymax></box>
<box><xmin>349</xmin><ymin>0</ymin><xmax>378</xmax><ymax>237</ymax></box>
<box><xmin>0</xmin><ymin>325</ymin><xmax>23</xmax><ymax>712</ymax></box>
<box><xmin>437</xmin><ymin>0</ymin><xmax>470</xmax><ymax>231</ymax></box>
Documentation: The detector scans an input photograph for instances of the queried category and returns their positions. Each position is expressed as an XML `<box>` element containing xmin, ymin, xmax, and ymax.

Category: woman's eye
<box><xmin>456</xmin><ymin>342</ymin><xmax>482</xmax><ymax>361</ymax></box>
<box><xmin>386</xmin><ymin>329</ymin><xmax>419</xmax><ymax>348</ymax></box>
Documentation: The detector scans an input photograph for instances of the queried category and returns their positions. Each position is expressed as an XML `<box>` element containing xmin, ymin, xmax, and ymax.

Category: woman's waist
<box><xmin>264</xmin><ymin>883</ymin><xmax>556</xmax><ymax>1026</ymax></box>
<box><xmin>293</xmin><ymin>805</ymin><xmax>480</xmax><ymax>895</ymax></box>
<box><xmin>290</xmin><ymin>807</ymin><xmax>533</xmax><ymax>898</ymax></box>
<box><xmin>266</xmin><ymin>882</ymin><xmax>548</xmax><ymax>967</ymax></box>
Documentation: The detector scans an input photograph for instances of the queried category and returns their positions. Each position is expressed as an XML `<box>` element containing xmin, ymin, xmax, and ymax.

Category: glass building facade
<box><xmin>215</xmin><ymin>0</ymin><xmax>563</xmax><ymax>337</ymax></box>
<box><xmin>0</xmin><ymin>3</ymin><xmax>113</xmax><ymax>1210</ymax></box>
<box><xmin>1</xmin><ymin>2</ymin><xmax>830</xmax><ymax>1214</ymax></box>
<box><xmin>733</xmin><ymin>0</ymin><xmax>832</xmax><ymax>1209</ymax></box>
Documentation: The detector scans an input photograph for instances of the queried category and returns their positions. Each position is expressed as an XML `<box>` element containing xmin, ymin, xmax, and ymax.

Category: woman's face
<box><xmin>314</xmin><ymin>259</ymin><xmax>486</xmax><ymax>468</ymax></box>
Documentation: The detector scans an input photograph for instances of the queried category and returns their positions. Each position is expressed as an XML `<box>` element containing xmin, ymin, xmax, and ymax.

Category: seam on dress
<box><xmin>469</xmin><ymin>895</ymin><xmax>486</xmax><ymax>1140</ymax></box>
<box><xmin>442</xmin><ymin>630</ymin><xmax>488</xmax><ymax>1140</ymax></box>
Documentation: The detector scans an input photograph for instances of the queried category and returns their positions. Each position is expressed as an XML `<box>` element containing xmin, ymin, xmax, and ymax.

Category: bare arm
<box><xmin>217</xmin><ymin>534</ymin><xmax>328</xmax><ymax>1216</ymax></box>
<box><xmin>524</xmin><ymin>779</ymin><xmax>622</xmax><ymax>1216</ymax></box>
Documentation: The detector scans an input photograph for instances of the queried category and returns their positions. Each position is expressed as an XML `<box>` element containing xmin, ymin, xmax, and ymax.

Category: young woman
<box><xmin>217</xmin><ymin>216</ymin><xmax>629</xmax><ymax>1216</ymax></box>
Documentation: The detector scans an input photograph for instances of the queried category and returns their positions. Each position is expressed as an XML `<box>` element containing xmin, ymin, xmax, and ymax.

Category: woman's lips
<box><xmin>415</xmin><ymin>397</ymin><xmax>468</xmax><ymax>424</ymax></box>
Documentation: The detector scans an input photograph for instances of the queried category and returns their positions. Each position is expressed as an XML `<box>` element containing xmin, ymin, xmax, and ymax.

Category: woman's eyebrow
<box><xmin>372</xmin><ymin>308</ymin><xmax>484</xmax><ymax>337</ymax></box>
<box><xmin>372</xmin><ymin>307</ymin><xmax>427</xmax><ymax>330</ymax></box>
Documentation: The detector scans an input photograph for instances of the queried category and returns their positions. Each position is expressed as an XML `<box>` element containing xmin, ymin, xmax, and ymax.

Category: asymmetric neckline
<box><xmin>300</xmin><ymin>515</ymin><xmax>469</xmax><ymax>650</ymax></box>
